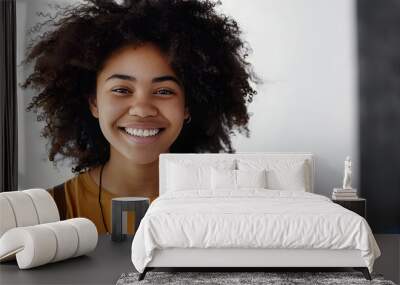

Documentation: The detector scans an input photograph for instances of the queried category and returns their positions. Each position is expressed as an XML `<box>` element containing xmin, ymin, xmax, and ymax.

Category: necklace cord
<box><xmin>99</xmin><ymin>163</ymin><xmax>109</xmax><ymax>233</ymax></box>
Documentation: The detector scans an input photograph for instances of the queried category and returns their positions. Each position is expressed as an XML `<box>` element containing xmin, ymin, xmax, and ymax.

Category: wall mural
<box><xmin>2</xmin><ymin>0</ymin><xmax>399</xmax><ymax>235</ymax></box>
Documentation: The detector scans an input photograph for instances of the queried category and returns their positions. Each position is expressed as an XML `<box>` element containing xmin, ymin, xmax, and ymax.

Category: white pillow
<box><xmin>236</xmin><ymin>169</ymin><xmax>267</xmax><ymax>188</ymax></box>
<box><xmin>211</xmin><ymin>168</ymin><xmax>236</xmax><ymax>190</ymax></box>
<box><xmin>211</xmin><ymin>168</ymin><xmax>267</xmax><ymax>190</ymax></box>
<box><xmin>237</xmin><ymin>159</ymin><xmax>307</xmax><ymax>191</ymax></box>
<box><xmin>166</xmin><ymin>160</ymin><xmax>235</xmax><ymax>192</ymax></box>
<box><xmin>167</xmin><ymin>163</ymin><xmax>210</xmax><ymax>191</ymax></box>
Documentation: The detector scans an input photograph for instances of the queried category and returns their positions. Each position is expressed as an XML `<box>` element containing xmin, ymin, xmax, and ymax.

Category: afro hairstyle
<box><xmin>21</xmin><ymin>0</ymin><xmax>259</xmax><ymax>173</ymax></box>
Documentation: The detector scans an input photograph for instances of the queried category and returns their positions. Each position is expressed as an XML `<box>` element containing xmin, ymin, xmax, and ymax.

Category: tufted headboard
<box><xmin>159</xmin><ymin>153</ymin><xmax>315</xmax><ymax>195</ymax></box>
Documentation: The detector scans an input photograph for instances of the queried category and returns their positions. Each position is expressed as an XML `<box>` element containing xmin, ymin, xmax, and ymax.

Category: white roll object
<box><xmin>65</xmin><ymin>218</ymin><xmax>98</xmax><ymax>257</ymax></box>
<box><xmin>0</xmin><ymin>196</ymin><xmax>17</xmax><ymax>237</ymax></box>
<box><xmin>42</xmin><ymin>222</ymin><xmax>79</xmax><ymax>262</ymax></box>
<box><xmin>0</xmin><ymin>189</ymin><xmax>60</xmax><ymax>238</ymax></box>
<box><xmin>0</xmin><ymin>218</ymin><xmax>98</xmax><ymax>269</ymax></box>
<box><xmin>23</xmin><ymin>188</ymin><xmax>60</xmax><ymax>224</ymax></box>
<box><xmin>0</xmin><ymin>191</ymin><xmax>40</xmax><ymax>228</ymax></box>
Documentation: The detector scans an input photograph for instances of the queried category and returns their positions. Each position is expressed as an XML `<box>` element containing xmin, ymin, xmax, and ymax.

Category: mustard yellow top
<box><xmin>48</xmin><ymin>171</ymin><xmax>157</xmax><ymax>234</ymax></box>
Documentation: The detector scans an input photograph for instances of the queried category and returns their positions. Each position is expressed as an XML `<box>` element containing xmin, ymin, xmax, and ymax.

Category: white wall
<box><xmin>222</xmin><ymin>0</ymin><xmax>359</xmax><ymax>196</ymax></box>
<box><xmin>17</xmin><ymin>0</ymin><xmax>359</xmax><ymax>197</ymax></box>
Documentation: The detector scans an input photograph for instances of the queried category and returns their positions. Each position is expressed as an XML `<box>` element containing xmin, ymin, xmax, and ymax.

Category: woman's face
<box><xmin>90</xmin><ymin>43</ymin><xmax>188</xmax><ymax>164</ymax></box>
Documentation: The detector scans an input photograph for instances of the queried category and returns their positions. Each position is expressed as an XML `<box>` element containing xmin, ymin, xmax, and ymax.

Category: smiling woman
<box><xmin>20</xmin><ymin>0</ymin><xmax>258</xmax><ymax>233</ymax></box>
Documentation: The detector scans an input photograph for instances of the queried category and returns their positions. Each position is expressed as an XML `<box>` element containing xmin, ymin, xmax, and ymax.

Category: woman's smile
<box><xmin>118</xmin><ymin>126</ymin><xmax>166</xmax><ymax>145</ymax></box>
<box><xmin>122</xmin><ymin>127</ymin><xmax>161</xmax><ymax>137</ymax></box>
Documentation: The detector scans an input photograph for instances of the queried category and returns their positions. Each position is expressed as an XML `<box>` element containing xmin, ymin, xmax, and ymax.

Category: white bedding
<box><xmin>131</xmin><ymin>190</ymin><xmax>380</xmax><ymax>273</ymax></box>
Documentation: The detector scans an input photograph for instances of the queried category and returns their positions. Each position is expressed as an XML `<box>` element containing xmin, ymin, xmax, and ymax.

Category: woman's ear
<box><xmin>184</xmin><ymin>107</ymin><xmax>190</xmax><ymax>120</ymax></box>
<box><xmin>88</xmin><ymin>96</ymin><xmax>99</xmax><ymax>118</ymax></box>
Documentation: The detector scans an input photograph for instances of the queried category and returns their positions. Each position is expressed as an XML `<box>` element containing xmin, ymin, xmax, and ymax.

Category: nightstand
<box><xmin>332</xmin><ymin>198</ymin><xmax>366</xmax><ymax>218</ymax></box>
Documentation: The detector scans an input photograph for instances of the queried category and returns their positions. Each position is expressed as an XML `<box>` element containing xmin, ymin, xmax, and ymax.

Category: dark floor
<box><xmin>373</xmin><ymin>234</ymin><xmax>400</xmax><ymax>284</ymax></box>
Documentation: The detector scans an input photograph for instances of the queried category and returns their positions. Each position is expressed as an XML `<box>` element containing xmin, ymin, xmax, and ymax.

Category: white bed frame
<box><xmin>140</xmin><ymin>153</ymin><xmax>371</xmax><ymax>280</ymax></box>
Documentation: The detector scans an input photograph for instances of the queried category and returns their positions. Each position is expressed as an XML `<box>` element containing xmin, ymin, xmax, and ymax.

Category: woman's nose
<box><xmin>128</xmin><ymin>95</ymin><xmax>158</xmax><ymax>118</ymax></box>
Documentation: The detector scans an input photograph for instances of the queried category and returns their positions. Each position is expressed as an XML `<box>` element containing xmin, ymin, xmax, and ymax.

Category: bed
<box><xmin>131</xmin><ymin>153</ymin><xmax>381</xmax><ymax>280</ymax></box>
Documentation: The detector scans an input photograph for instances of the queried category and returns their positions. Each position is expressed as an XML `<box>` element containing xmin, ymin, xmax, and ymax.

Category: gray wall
<box><xmin>357</xmin><ymin>0</ymin><xmax>400</xmax><ymax>234</ymax></box>
<box><xmin>17</xmin><ymin>0</ymin><xmax>78</xmax><ymax>190</ymax></box>
<box><xmin>17</xmin><ymin>0</ymin><xmax>359</xmax><ymax>197</ymax></box>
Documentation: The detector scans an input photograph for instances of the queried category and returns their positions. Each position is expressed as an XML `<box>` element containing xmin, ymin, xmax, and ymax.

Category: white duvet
<box><xmin>131</xmin><ymin>190</ymin><xmax>380</xmax><ymax>273</ymax></box>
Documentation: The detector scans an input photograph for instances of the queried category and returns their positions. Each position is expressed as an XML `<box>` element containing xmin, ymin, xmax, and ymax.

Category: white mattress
<box><xmin>131</xmin><ymin>190</ymin><xmax>380</xmax><ymax>273</ymax></box>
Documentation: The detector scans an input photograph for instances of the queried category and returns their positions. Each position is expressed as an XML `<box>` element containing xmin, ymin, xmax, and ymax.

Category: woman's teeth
<box><xmin>123</xmin><ymin>128</ymin><xmax>161</xmax><ymax>137</ymax></box>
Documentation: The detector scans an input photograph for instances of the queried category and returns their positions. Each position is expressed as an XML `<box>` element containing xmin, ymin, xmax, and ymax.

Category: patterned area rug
<box><xmin>116</xmin><ymin>271</ymin><xmax>396</xmax><ymax>285</ymax></box>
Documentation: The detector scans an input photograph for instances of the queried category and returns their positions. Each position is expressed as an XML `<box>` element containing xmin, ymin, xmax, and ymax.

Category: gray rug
<box><xmin>116</xmin><ymin>271</ymin><xmax>396</xmax><ymax>285</ymax></box>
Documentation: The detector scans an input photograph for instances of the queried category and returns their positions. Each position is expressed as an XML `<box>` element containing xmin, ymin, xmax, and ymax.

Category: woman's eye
<box><xmin>111</xmin><ymin>88</ymin><xmax>131</xmax><ymax>95</ymax></box>
<box><xmin>155</xmin><ymin>89</ymin><xmax>174</xmax><ymax>96</ymax></box>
